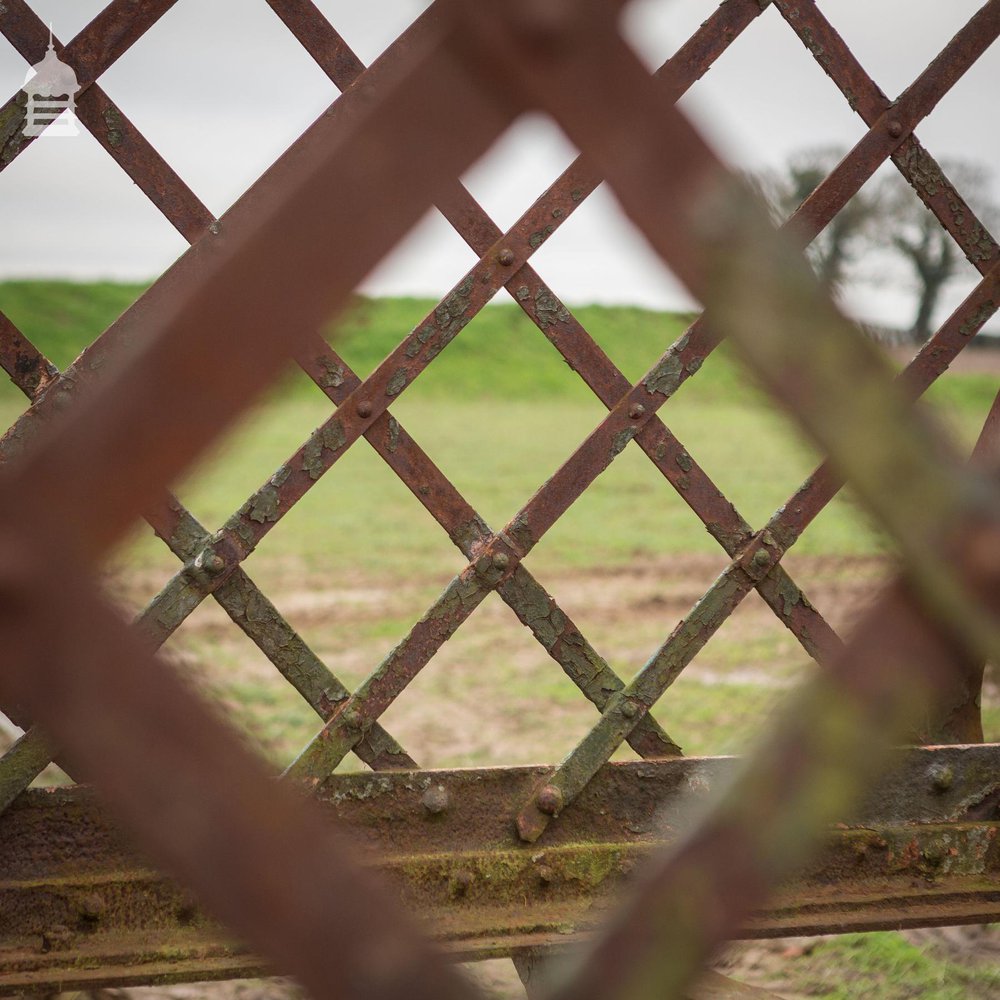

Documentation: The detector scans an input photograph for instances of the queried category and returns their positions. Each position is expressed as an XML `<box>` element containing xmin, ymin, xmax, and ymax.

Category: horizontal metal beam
<box><xmin>1</xmin><ymin>747</ymin><xmax>998</xmax><ymax>994</ymax></box>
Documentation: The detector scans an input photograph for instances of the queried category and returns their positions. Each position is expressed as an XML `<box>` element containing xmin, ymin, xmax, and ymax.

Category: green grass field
<box><xmin>2</xmin><ymin>280</ymin><xmax>1000</xmax><ymax>997</ymax></box>
<box><xmin>3</xmin><ymin>280</ymin><xmax>995</xmax><ymax>576</ymax></box>
<box><xmin>2</xmin><ymin>279</ymin><xmax>997</xmax><ymax>748</ymax></box>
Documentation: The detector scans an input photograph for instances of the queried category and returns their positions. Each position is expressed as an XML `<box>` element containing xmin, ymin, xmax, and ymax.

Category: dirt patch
<box><xmin>142</xmin><ymin>552</ymin><xmax>894</xmax><ymax>768</ymax></box>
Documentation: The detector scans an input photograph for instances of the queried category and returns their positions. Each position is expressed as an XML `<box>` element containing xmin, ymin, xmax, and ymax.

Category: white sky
<box><xmin>1</xmin><ymin>0</ymin><xmax>998</xmax><ymax>332</ymax></box>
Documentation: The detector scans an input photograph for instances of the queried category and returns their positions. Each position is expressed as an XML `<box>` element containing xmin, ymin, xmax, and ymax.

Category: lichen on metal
<box><xmin>0</xmin><ymin>0</ymin><xmax>998</xmax><ymax>998</ymax></box>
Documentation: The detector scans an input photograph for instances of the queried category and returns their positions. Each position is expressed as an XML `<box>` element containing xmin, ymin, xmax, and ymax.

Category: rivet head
<box><xmin>422</xmin><ymin>784</ymin><xmax>450</xmax><ymax>815</ymax></box>
<box><xmin>492</xmin><ymin>551</ymin><xmax>510</xmax><ymax>571</ymax></box>
<box><xmin>929</xmin><ymin>763</ymin><xmax>953</xmax><ymax>792</ymax></box>
<box><xmin>79</xmin><ymin>893</ymin><xmax>105</xmax><ymax>921</ymax></box>
<box><xmin>41</xmin><ymin>925</ymin><xmax>73</xmax><ymax>953</ymax></box>
<box><xmin>498</xmin><ymin>248</ymin><xmax>515</xmax><ymax>267</ymax></box>
<box><xmin>923</xmin><ymin>844</ymin><xmax>945</xmax><ymax>866</ymax></box>
<box><xmin>887</xmin><ymin>120</ymin><xmax>903</xmax><ymax>138</ymax></box>
<box><xmin>628</xmin><ymin>403</ymin><xmax>646</xmax><ymax>420</ymax></box>
<box><xmin>621</xmin><ymin>701</ymin><xmax>638</xmax><ymax>719</ymax></box>
<box><xmin>537</xmin><ymin>784</ymin><xmax>564</xmax><ymax>816</ymax></box>
<box><xmin>752</xmin><ymin>548</ymin><xmax>772</xmax><ymax>568</ymax></box>
<box><xmin>357</xmin><ymin>400</ymin><xmax>373</xmax><ymax>419</ymax></box>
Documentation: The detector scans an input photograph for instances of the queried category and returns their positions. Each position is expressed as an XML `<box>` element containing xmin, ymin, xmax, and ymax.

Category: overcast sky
<box><xmin>1</xmin><ymin>0</ymin><xmax>998</xmax><ymax>331</ymax></box>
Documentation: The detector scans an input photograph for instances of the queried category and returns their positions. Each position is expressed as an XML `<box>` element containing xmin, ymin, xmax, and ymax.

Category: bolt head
<box><xmin>537</xmin><ymin>864</ymin><xmax>556</xmax><ymax>884</ymax></box>
<box><xmin>357</xmin><ymin>400</ymin><xmax>373</xmax><ymax>419</ymax></box>
<box><xmin>498</xmin><ymin>248</ymin><xmax>515</xmax><ymax>267</ymax></box>
<box><xmin>621</xmin><ymin>700</ymin><xmax>638</xmax><ymax>719</ymax></box>
<box><xmin>929</xmin><ymin>763</ymin><xmax>954</xmax><ymax>792</ymax></box>
<box><xmin>41</xmin><ymin>925</ymin><xmax>72</xmax><ymax>953</ymax></box>
<box><xmin>79</xmin><ymin>893</ymin><xmax>105</xmax><ymax>921</ymax></box>
<box><xmin>492</xmin><ymin>551</ymin><xmax>510</xmax><ymax>571</ymax></box>
<box><xmin>453</xmin><ymin>869</ymin><xmax>474</xmax><ymax>894</ymax></box>
<box><xmin>628</xmin><ymin>403</ymin><xmax>646</xmax><ymax>420</ymax></box>
<box><xmin>887</xmin><ymin>120</ymin><xmax>903</xmax><ymax>138</ymax></box>
<box><xmin>752</xmin><ymin>548</ymin><xmax>772</xmax><ymax>568</ymax></box>
<box><xmin>422</xmin><ymin>784</ymin><xmax>450</xmax><ymax>815</ymax></box>
<box><xmin>536</xmin><ymin>784</ymin><xmax>564</xmax><ymax>816</ymax></box>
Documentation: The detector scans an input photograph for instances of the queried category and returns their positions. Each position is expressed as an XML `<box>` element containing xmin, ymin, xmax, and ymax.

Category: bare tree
<box><xmin>878</xmin><ymin>159</ymin><xmax>1000</xmax><ymax>342</ymax></box>
<box><xmin>755</xmin><ymin>146</ymin><xmax>883</xmax><ymax>290</ymax></box>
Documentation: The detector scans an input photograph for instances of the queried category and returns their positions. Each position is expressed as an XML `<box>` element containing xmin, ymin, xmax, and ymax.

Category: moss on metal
<box><xmin>245</xmin><ymin>484</ymin><xmax>280</xmax><ymax>524</ymax></box>
<box><xmin>314</xmin><ymin>355</ymin><xmax>345</xmax><ymax>388</ymax></box>
<box><xmin>102</xmin><ymin>106</ymin><xmax>124</xmax><ymax>148</ymax></box>
<box><xmin>533</xmin><ymin>287</ymin><xmax>570</xmax><ymax>329</ymax></box>
<box><xmin>644</xmin><ymin>353</ymin><xmax>684</xmax><ymax>397</ymax></box>
<box><xmin>0</xmin><ymin>95</ymin><xmax>27</xmax><ymax>168</ymax></box>
<box><xmin>300</xmin><ymin>419</ymin><xmax>346</xmax><ymax>479</ymax></box>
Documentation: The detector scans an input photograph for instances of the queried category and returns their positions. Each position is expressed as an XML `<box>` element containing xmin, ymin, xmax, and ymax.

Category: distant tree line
<box><xmin>754</xmin><ymin>148</ymin><xmax>999</xmax><ymax>343</ymax></box>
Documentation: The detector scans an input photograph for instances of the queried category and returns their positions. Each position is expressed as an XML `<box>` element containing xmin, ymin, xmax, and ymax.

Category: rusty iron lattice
<box><xmin>0</xmin><ymin>1</ymin><xmax>998</xmax><ymax>998</ymax></box>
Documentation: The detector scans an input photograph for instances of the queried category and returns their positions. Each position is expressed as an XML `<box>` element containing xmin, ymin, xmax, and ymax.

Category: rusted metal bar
<box><xmin>972</xmin><ymin>386</ymin><xmax>1000</xmax><ymax>465</ymax></box>
<box><xmin>446</xmin><ymin>7</ymin><xmax>1000</xmax><ymax>996</ymax></box>
<box><xmin>0</xmin><ymin>525</ymin><xmax>479</xmax><ymax>1000</ymax></box>
<box><xmin>0</xmin><ymin>0</ymin><xmax>178</xmax><ymax>95</ymax></box>
<box><xmin>1</xmin><ymin>748</ymin><xmax>998</xmax><ymax>994</ymax></box>
<box><xmin>774</xmin><ymin>0</ymin><xmax>1000</xmax><ymax>273</ymax></box>
<box><xmin>431</xmin><ymin>0</ymin><xmax>1000</xmax><ymax>842</ymax></box>
<box><xmin>0</xmin><ymin>728</ymin><xmax>54</xmax><ymax>814</ymax></box>
<box><xmin>0</xmin><ymin>310</ymin><xmax>56</xmax><ymax>399</ymax></box>
<box><xmin>125</xmin><ymin>0</ymin><xmax>781</xmax><ymax>769</ymax></box>
<box><xmin>2</xmin><ymin>5</ymin><xmax>519</xmax><ymax>566</ymax></box>
<box><xmin>292</xmin><ymin>336</ymin><xmax>680</xmax><ymax>759</ymax></box>
<box><xmin>511</xmin><ymin>252</ymin><xmax>1000</xmax><ymax>838</ymax></box>
<box><xmin>0</xmin><ymin>8</ymin><xmax>528</xmax><ymax>996</ymax></box>
<box><xmin>0</xmin><ymin>329</ymin><xmax>416</xmax><ymax>799</ymax></box>
<box><xmin>0</xmin><ymin>2</ymin><xmax>213</xmax><ymax>238</ymax></box>
<box><xmin>929</xmin><ymin>385</ymin><xmax>1000</xmax><ymax>746</ymax></box>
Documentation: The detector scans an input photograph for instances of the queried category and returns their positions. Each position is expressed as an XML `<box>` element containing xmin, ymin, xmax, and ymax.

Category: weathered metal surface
<box><xmin>0</xmin><ymin>2</ymin><xmax>213</xmax><ymax>239</ymax></box>
<box><xmin>1</xmin><ymin>749</ymin><xmax>998</xmax><ymax>995</ymax></box>
<box><xmin>447</xmin><ymin>0</ymin><xmax>1000</xmax><ymax>844</ymax></box>
<box><xmin>776</xmin><ymin>0</ymin><xmax>1000</xmax><ymax>274</ymax></box>
<box><xmin>0</xmin><ymin>5</ymin><xmax>520</xmax><ymax>999</ymax></box>
<box><xmin>449</xmin><ymin>4</ymin><xmax>1000</xmax><ymax>997</ymax></box>
<box><xmin>0</xmin><ymin>0</ymin><xmax>996</xmax><ymax>998</ymax></box>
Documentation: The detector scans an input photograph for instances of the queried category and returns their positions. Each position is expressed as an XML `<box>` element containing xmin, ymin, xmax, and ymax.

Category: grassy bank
<box><xmin>3</xmin><ymin>280</ymin><xmax>995</xmax><ymax>580</ymax></box>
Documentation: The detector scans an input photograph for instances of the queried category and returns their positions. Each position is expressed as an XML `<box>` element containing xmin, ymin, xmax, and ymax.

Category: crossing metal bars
<box><xmin>0</xmin><ymin>1</ymin><xmax>998</xmax><ymax>998</ymax></box>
